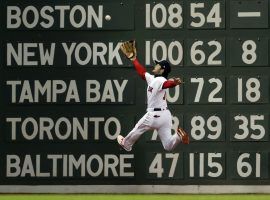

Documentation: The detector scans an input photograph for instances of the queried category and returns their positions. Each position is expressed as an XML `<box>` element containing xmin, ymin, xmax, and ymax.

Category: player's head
<box><xmin>153</xmin><ymin>60</ymin><xmax>171</xmax><ymax>78</ymax></box>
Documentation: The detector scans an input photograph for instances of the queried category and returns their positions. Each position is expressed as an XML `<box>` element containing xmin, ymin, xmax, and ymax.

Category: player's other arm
<box><xmin>162</xmin><ymin>78</ymin><xmax>182</xmax><ymax>89</ymax></box>
<box><xmin>132</xmin><ymin>58</ymin><xmax>146</xmax><ymax>80</ymax></box>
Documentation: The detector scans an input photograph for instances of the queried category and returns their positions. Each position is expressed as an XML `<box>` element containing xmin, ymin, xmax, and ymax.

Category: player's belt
<box><xmin>147</xmin><ymin>107</ymin><xmax>168</xmax><ymax>112</ymax></box>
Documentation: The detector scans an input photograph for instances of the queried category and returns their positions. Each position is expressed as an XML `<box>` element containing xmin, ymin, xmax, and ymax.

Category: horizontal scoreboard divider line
<box><xmin>0</xmin><ymin>185</ymin><xmax>270</xmax><ymax>194</ymax></box>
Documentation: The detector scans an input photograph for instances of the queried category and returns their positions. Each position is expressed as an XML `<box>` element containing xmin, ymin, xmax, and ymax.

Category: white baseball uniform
<box><xmin>122</xmin><ymin>72</ymin><xmax>181</xmax><ymax>151</ymax></box>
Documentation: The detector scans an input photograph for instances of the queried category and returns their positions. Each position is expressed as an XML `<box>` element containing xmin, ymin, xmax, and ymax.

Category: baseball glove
<box><xmin>120</xmin><ymin>40</ymin><xmax>137</xmax><ymax>60</ymax></box>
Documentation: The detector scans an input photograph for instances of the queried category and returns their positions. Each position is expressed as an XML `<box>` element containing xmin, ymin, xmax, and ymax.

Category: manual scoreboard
<box><xmin>0</xmin><ymin>0</ymin><xmax>270</xmax><ymax>193</ymax></box>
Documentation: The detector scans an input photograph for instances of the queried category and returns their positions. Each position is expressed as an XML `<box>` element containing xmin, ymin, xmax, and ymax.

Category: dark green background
<box><xmin>0</xmin><ymin>0</ymin><xmax>270</xmax><ymax>185</ymax></box>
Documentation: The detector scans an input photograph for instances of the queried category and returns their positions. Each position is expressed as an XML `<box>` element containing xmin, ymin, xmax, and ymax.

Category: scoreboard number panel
<box><xmin>230</xmin><ymin>0</ymin><xmax>268</xmax><ymax>28</ymax></box>
<box><xmin>229</xmin><ymin>75</ymin><xmax>269</xmax><ymax>104</ymax></box>
<box><xmin>187</xmin><ymin>152</ymin><xmax>225</xmax><ymax>179</ymax></box>
<box><xmin>186</xmin><ymin>38</ymin><xmax>225</xmax><ymax>66</ymax></box>
<box><xmin>145</xmin><ymin>1</ymin><xmax>184</xmax><ymax>29</ymax></box>
<box><xmin>230</xmin><ymin>113</ymin><xmax>268</xmax><ymax>142</ymax></box>
<box><xmin>230</xmin><ymin>38</ymin><xmax>268</xmax><ymax>66</ymax></box>
<box><xmin>187</xmin><ymin>0</ymin><xmax>225</xmax><ymax>29</ymax></box>
<box><xmin>144</xmin><ymin>39</ymin><xmax>184</xmax><ymax>66</ymax></box>
<box><xmin>146</xmin><ymin>152</ymin><xmax>184</xmax><ymax>179</ymax></box>
<box><xmin>186</xmin><ymin>76</ymin><xmax>225</xmax><ymax>104</ymax></box>
<box><xmin>145</xmin><ymin>0</ymin><xmax>226</xmax><ymax>30</ymax></box>
<box><xmin>185</xmin><ymin>112</ymin><xmax>225</xmax><ymax>142</ymax></box>
<box><xmin>230</xmin><ymin>152</ymin><xmax>268</xmax><ymax>179</ymax></box>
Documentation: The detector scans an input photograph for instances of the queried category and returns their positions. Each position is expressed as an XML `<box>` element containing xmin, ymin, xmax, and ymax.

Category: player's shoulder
<box><xmin>154</xmin><ymin>76</ymin><xmax>167</xmax><ymax>82</ymax></box>
<box><xmin>145</xmin><ymin>72</ymin><xmax>154</xmax><ymax>82</ymax></box>
<box><xmin>145</xmin><ymin>72</ymin><xmax>153</xmax><ymax>78</ymax></box>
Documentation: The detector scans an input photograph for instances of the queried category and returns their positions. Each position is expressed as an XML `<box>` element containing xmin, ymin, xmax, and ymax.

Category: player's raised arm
<box><xmin>119</xmin><ymin>40</ymin><xmax>146</xmax><ymax>80</ymax></box>
<box><xmin>132</xmin><ymin>59</ymin><xmax>146</xmax><ymax>80</ymax></box>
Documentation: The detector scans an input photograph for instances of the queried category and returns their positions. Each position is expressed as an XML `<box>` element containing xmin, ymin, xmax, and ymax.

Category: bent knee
<box><xmin>163</xmin><ymin>143</ymin><xmax>174</xmax><ymax>151</ymax></box>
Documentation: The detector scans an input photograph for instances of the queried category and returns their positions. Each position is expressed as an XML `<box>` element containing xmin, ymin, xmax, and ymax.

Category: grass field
<box><xmin>0</xmin><ymin>194</ymin><xmax>270</xmax><ymax>200</ymax></box>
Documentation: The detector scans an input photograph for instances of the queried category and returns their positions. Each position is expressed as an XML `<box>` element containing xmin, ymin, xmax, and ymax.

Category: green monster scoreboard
<box><xmin>0</xmin><ymin>0</ymin><xmax>270</xmax><ymax>193</ymax></box>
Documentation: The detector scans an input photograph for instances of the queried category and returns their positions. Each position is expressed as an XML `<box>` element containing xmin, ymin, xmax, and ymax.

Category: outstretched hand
<box><xmin>119</xmin><ymin>40</ymin><xmax>137</xmax><ymax>61</ymax></box>
<box><xmin>169</xmin><ymin>77</ymin><xmax>183</xmax><ymax>85</ymax></box>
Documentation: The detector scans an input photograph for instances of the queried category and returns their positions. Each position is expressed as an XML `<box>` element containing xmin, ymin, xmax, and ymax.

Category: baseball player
<box><xmin>117</xmin><ymin>40</ymin><xmax>189</xmax><ymax>152</ymax></box>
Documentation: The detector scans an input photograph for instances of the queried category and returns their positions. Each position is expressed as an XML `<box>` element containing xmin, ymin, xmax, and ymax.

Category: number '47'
<box><xmin>149</xmin><ymin>153</ymin><xmax>179</xmax><ymax>178</ymax></box>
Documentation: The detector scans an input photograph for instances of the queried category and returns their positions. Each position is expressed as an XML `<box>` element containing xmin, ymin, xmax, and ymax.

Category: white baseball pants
<box><xmin>122</xmin><ymin>109</ymin><xmax>181</xmax><ymax>151</ymax></box>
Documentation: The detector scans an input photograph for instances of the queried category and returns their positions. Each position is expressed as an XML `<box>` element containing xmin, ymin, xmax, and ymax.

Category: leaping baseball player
<box><xmin>117</xmin><ymin>40</ymin><xmax>189</xmax><ymax>152</ymax></box>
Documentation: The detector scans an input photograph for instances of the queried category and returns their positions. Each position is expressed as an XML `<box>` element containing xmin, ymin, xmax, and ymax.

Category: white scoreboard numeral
<box><xmin>145</xmin><ymin>40</ymin><xmax>183</xmax><ymax>65</ymax></box>
<box><xmin>166</xmin><ymin>153</ymin><xmax>179</xmax><ymax>177</ymax></box>
<box><xmin>234</xmin><ymin>115</ymin><xmax>249</xmax><ymax>139</ymax></box>
<box><xmin>190</xmin><ymin>3</ymin><xmax>221</xmax><ymax>28</ymax></box>
<box><xmin>208</xmin><ymin>153</ymin><xmax>223</xmax><ymax>178</ymax></box>
<box><xmin>191</xmin><ymin>116</ymin><xmax>206</xmax><ymax>140</ymax></box>
<box><xmin>191</xmin><ymin>77</ymin><xmax>223</xmax><ymax>102</ymax></box>
<box><xmin>189</xmin><ymin>153</ymin><xmax>223</xmax><ymax>178</ymax></box>
<box><xmin>190</xmin><ymin>40</ymin><xmax>222</xmax><ymax>65</ymax></box>
<box><xmin>191</xmin><ymin>78</ymin><xmax>204</xmax><ymax>102</ymax></box>
<box><xmin>234</xmin><ymin>115</ymin><xmax>265</xmax><ymax>140</ymax></box>
<box><xmin>149</xmin><ymin>153</ymin><xmax>163</xmax><ymax>178</ymax></box>
<box><xmin>206</xmin><ymin>3</ymin><xmax>222</xmax><ymax>27</ymax></box>
<box><xmin>168</xmin><ymin>41</ymin><xmax>183</xmax><ymax>65</ymax></box>
<box><xmin>146</xmin><ymin>3</ymin><xmax>183</xmax><ymax>28</ymax></box>
<box><xmin>242</xmin><ymin>40</ymin><xmax>257</xmax><ymax>64</ymax></box>
<box><xmin>208</xmin><ymin>78</ymin><xmax>222</xmax><ymax>102</ymax></box>
<box><xmin>207</xmin><ymin>116</ymin><xmax>222</xmax><ymax>139</ymax></box>
<box><xmin>191</xmin><ymin>115</ymin><xmax>222</xmax><ymax>140</ymax></box>
<box><xmin>149</xmin><ymin>153</ymin><xmax>179</xmax><ymax>178</ymax></box>
<box><xmin>250</xmin><ymin>115</ymin><xmax>265</xmax><ymax>140</ymax></box>
<box><xmin>191</xmin><ymin>41</ymin><xmax>205</xmax><ymax>65</ymax></box>
<box><xmin>208</xmin><ymin>41</ymin><xmax>222</xmax><ymax>65</ymax></box>
<box><xmin>151</xmin><ymin>4</ymin><xmax>167</xmax><ymax>28</ymax></box>
<box><xmin>237</xmin><ymin>78</ymin><xmax>261</xmax><ymax>102</ymax></box>
<box><xmin>237</xmin><ymin>153</ymin><xmax>261</xmax><ymax>178</ymax></box>
<box><xmin>246</xmin><ymin>78</ymin><xmax>260</xmax><ymax>102</ymax></box>
<box><xmin>168</xmin><ymin>4</ymin><xmax>183</xmax><ymax>28</ymax></box>
<box><xmin>190</xmin><ymin>3</ymin><xmax>205</xmax><ymax>27</ymax></box>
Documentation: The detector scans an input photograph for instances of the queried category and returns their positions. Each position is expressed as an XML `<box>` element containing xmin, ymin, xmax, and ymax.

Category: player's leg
<box><xmin>153</xmin><ymin>110</ymin><xmax>178</xmax><ymax>151</ymax></box>
<box><xmin>117</xmin><ymin>112</ymin><xmax>152</xmax><ymax>151</ymax></box>
<box><xmin>156</xmin><ymin>110</ymin><xmax>188</xmax><ymax>151</ymax></box>
<box><xmin>157</xmin><ymin>126</ymin><xmax>181</xmax><ymax>151</ymax></box>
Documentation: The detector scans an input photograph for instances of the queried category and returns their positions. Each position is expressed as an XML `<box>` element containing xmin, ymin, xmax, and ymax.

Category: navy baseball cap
<box><xmin>154</xmin><ymin>60</ymin><xmax>171</xmax><ymax>74</ymax></box>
